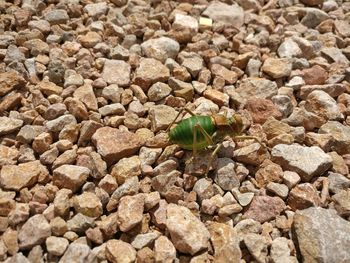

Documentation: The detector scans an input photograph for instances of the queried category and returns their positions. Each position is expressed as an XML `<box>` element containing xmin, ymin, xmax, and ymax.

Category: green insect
<box><xmin>167</xmin><ymin>108</ymin><xmax>263</xmax><ymax>175</ymax></box>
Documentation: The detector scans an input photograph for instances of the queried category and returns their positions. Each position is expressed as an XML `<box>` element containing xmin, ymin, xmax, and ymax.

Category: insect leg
<box><xmin>195</xmin><ymin>123</ymin><xmax>214</xmax><ymax>146</ymax></box>
<box><xmin>205</xmin><ymin>143</ymin><xmax>223</xmax><ymax>176</ymax></box>
<box><xmin>165</xmin><ymin>107</ymin><xmax>197</xmax><ymax>133</ymax></box>
<box><xmin>233</xmin><ymin>135</ymin><xmax>265</xmax><ymax>148</ymax></box>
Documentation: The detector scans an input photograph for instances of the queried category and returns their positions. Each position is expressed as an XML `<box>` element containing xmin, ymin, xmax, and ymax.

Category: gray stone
<box><xmin>272</xmin><ymin>144</ymin><xmax>332</xmax><ymax>182</ymax></box>
<box><xmin>102</xmin><ymin>60</ymin><xmax>131</xmax><ymax>87</ymax></box>
<box><xmin>0</xmin><ymin>117</ymin><xmax>23</xmax><ymax>136</ymax></box>
<box><xmin>202</xmin><ymin>2</ymin><xmax>244</xmax><ymax>28</ymax></box>
<box><xmin>141</xmin><ymin>37</ymin><xmax>180</xmax><ymax>63</ymax></box>
<box><xmin>59</xmin><ymin>243</ymin><xmax>91</xmax><ymax>263</ymax></box>
<box><xmin>293</xmin><ymin>207</ymin><xmax>350</xmax><ymax>263</ymax></box>
<box><xmin>214</xmin><ymin>158</ymin><xmax>240</xmax><ymax>191</ymax></box>
<box><xmin>328</xmin><ymin>172</ymin><xmax>350</xmax><ymax>194</ymax></box>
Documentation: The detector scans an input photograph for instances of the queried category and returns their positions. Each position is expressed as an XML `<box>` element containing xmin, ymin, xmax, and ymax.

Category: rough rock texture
<box><xmin>293</xmin><ymin>207</ymin><xmax>350</xmax><ymax>262</ymax></box>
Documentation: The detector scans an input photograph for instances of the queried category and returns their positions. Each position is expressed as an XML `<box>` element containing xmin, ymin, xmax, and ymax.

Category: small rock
<box><xmin>270</xmin><ymin>237</ymin><xmax>298</xmax><ymax>263</ymax></box>
<box><xmin>277</xmin><ymin>38</ymin><xmax>302</xmax><ymax>58</ymax></box>
<box><xmin>117</xmin><ymin>194</ymin><xmax>144</xmax><ymax>232</ymax></box>
<box><xmin>106</xmin><ymin>240</ymin><xmax>136</xmax><ymax>263</ymax></box>
<box><xmin>52</xmin><ymin>165</ymin><xmax>90</xmax><ymax>193</ymax></box>
<box><xmin>92</xmin><ymin>127</ymin><xmax>142</xmax><ymax>164</ymax></box>
<box><xmin>272</xmin><ymin>144</ymin><xmax>332</xmax><ymax>182</ymax></box>
<box><xmin>236</xmin><ymin>77</ymin><xmax>278</xmax><ymax>101</ymax></box>
<box><xmin>211</xmin><ymin>64</ymin><xmax>239</xmax><ymax>85</ymax></box>
<box><xmin>302</xmin><ymin>65</ymin><xmax>328</xmax><ymax>85</ymax></box>
<box><xmin>84</xmin><ymin>2</ymin><xmax>108</xmax><ymax>17</ymax></box>
<box><xmin>149</xmin><ymin>105</ymin><xmax>178</xmax><ymax>132</ymax></box>
<box><xmin>262</xmin><ymin>58</ymin><xmax>292</xmax><ymax>78</ymax></box>
<box><xmin>134</xmin><ymin>58</ymin><xmax>170</xmax><ymax>91</ymax></box>
<box><xmin>141</xmin><ymin>37</ymin><xmax>180</xmax><ymax>63</ymax></box>
<box><xmin>0</xmin><ymin>71</ymin><xmax>25</xmax><ymax>96</ymax></box>
<box><xmin>319</xmin><ymin>121</ymin><xmax>350</xmax><ymax>154</ymax></box>
<box><xmin>244</xmin><ymin>196</ymin><xmax>285</xmax><ymax>223</ymax></box>
<box><xmin>283</xmin><ymin>171</ymin><xmax>301</xmax><ymax>189</ymax></box>
<box><xmin>147</xmin><ymin>82</ymin><xmax>172</xmax><ymax>102</ymax></box>
<box><xmin>301</xmin><ymin>7</ymin><xmax>329</xmax><ymax>28</ymax></box>
<box><xmin>288</xmin><ymin>183</ymin><xmax>321</xmax><ymax>211</ymax></box>
<box><xmin>45</xmin><ymin>236</ymin><xmax>69</xmax><ymax>256</ymax></box>
<box><xmin>111</xmin><ymin>156</ymin><xmax>141</xmax><ymax>185</ymax></box>
<box><xmin>293</xmin><ymin>207</ymin><xmax>350</xmax><ymax>262</ymax></box>
<box><xmin>73</xmin><ymin>192</ymin><xmax>103</xmax><ymax>218</ymax></box>
<box><xmin>332</xmin><ymin>189</ymin><xmax>350</xmax><ymax>216</ymax></box>
<box><xmin>166</xmin><ymin>203</ymin><xmax>210</xmax><ymax>255</ymax></box>
<box><xmin>0</xmin><ymin>117</ymin><xmax>23</xmax><ymax>136</ymax></box>
<box><xmin>203</xmin><ymin>89</ymin><xmax>229</xmax><ymax>107</ymax></box>
<box><xmin>245</xmin><ymin>98</ymin><xmax>282</xmax><ymax>124</ymax></box>
<box><xmin>207</xmin><ymin>222</ymin><xmax>241</xmax><ymax>262</ymax></box>
<box><xmin>267</xmin><ymin>182</ymin><xmax>289</xmax><ymax>199</ymax></box>
<box><xmin>232</xmin><ymin>188</ymin><xmax>255</xmax><ymax>207</ymax></box>
<box><xmin>131</xmin><ymin>231</ymin><xmax>161</xmax><ymax>250</ymax></box>
<box><xmin>154</xmin><ymin>236</ymin><xmax>176</xmax><ymax>263</ymax></box>
<box><xmin>44</xmin><ymin>9</ymin><xmax>69</xmax><ymax>24</ymax></box>
<box><xmin>73</xmin><ymin>84</ymin><xmax>98</xmax><ymax>111</ymax></box>
<box><xmin>321</xmin><ymin>47</ymin><xmax>349</xmax><ymax>64</ymax></box>
<box><xmin>18</xmin><ymin>214</ymin><xmax>51</xmax><ymax>249</ymax></box>
<box><xmin>214</xmin><ymin>158</ymin><xmax>240</xmax><ymax>191</ymax></box>
<box><xmin>0</xmin><ymin>161</ymin><xmax>48</xmax><ymax>191</ymax></box>
<box><xmin>102</xmin><ymin>60</ymin><xmax>131</xmax><ymax>87</ymax></box>
<box><xmin>243</xmin><ymin>233</ymin><xmax>268</xmax><ymax>263</ymax></box>
<box><xmin>59</xmin><ymin>243</ymin><xmax>91</xmax><ymax>263</ymax></box>
<box><xmin>45</xmin><ymin>114</ymin><xmax>77</xmax><ymax>133</ymax></box>
<box><xmin>202</xmin><ymin>2</ymin><xmax>244</xmax><ymax>28</ymax></box>
<box><xmin>328</xmin><ymin>172</ymin><xmax>350</xmax><ymax>194</ymax></box>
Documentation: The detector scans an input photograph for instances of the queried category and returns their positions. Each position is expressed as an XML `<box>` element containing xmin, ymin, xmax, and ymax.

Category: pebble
<box><xmin>102</xmin><ymin>60</ymin><xmax>131</xmax><ymax>87</ymax></box>
<box><xmin>243</xmin><ymin>233</ymin><xmax>268</xmax><ymax>263</ymax></box>
<box><xmin>106</xmin><ymin>240</ymin><xmax>136</xmax><ymax>263</ymax></box>
<box><xmin>0</xmin><ymin>117</ymin><xmax>23</xmax><ymax>136</ymax></box>
<box><xmin>134</xmin><ymin>58</ymin><xmax>170</xmax><ymax>91</ymax></box>
<box><xmin>287</xmin><ymin>183</ymin><xmax>321</xmax><ymax>211</ymax></box>
<box><xmin>319</xmin><ymin>121</ymin><xmax>350</xmax><ymax>154</ymax></box>
<box><xmin>73</xmin><ymin>192</ymin><xmax>103</xmax><ymax>218</ymax></box>
<box><xmin>59</xmin><ymin>243</ymin><xmax>91</xmax><ymax>263</ymax></box>
<box><xmin>149</xmin><ymin>105</ymin><xmax>178</xmax><ymax>132</ymax></box>
<box><xmin>245</xmin><ymin>98</ymin><xmax>283</xmax><ymax>124</ymax></box>
<box><xmin>332</xmin><ymin>189</ymin><xmax>350</xmax><ymax>216</ymax></box>
<box><xmin>244</xmin><ymin>196</ymin><xmax>286</xmax><ymax>223</ymax></box>
<box><xmin>166</xmin><ymin>204</ymin><xmax>210</xmax><ymax>255</ymax></box>
<box><xmin>214</xmin><ymin>158</ymin><xmax>240</xmax><ymax>191</ymax></box>
<box><xmin>236</xmin><ymin>77</ymin><xmax>278</xmax><ymax>101</ymax></box>
<box><xmin>52</xmin><ymin>165</ymin><xmax>90</xmax><ymax>193</ymax></box>
<box><xmin>154</xmin><ymin>236</ymin><xmax>176</xmax><ymax>263</ymax></box>
<box><xmin>262</xmin><ymin>58</ymin><xmax>292</xmax><ymax>78</ymax></box>
<box><xmin>92</xmin><ymin>127</ymin><xmax>142</xmax><ymax>164</ymax></box>
<box><xmin>203</xmin><ymin>2</ymin><xmax>244</xmax><ymax>28</ymax></box>
<box><xmin>270</xmin><ymin>237</ymin><xmax>298</xmax><ymax>263</ymax></box>
<box><xmin>272</xmin><ymin>144</ymin><xmax>332</xmax><ymax>182</ymax></box>
<box><xmin>111</xmin><ymin>156</ymin><xmax>141</xmax><ymax>185</ymax></box>
<box><xmin>293</xmin><ymin>207</ymin><xmax>350</xmax><ymax>262</ymax></box>
<box><xmin>207</xmin><ymin>222</ymin><xmax>241</xmax><ymax>262</ymax></box>
<box><xmin>0</xmin><ymin>161</ymin><xmax>48</xmax><ymax>191</ymax></box>
<box><xmin>141</xmin><ymin>37</ymin><xmax>180</xmax><ymax>63</ymax></box>
<box><xmin>45</xmin><ymin>236</ymin><xmax>69</xmax><ymax>256</ymax></box>
<box><xmin>328</xmin><ymin>172</ymin><xmax>350</xmax><ymax>194</ymax></box>
<box><xmin>117</xmin><ymin>194</ymin><xmax>144</xmax><ymax>232</ymax></box>
<box><xmin>18</xmin><ymin>214</ymin><xmax>51</xmax><ymax>250</ymax></box>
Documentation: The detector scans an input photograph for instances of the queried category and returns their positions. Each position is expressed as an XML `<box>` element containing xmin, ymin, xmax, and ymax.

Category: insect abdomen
<box><xmin>169</xmin><ymin>116</ymin><xmax>216</xmax><ymax>150</ymax></box>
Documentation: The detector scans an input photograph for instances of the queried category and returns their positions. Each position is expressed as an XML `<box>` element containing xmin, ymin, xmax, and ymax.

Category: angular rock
<box><xmin>117</xmin><ymin>194</ymin><xmax>144</xmax><ymax>232</ymax></box>
<box><xmin>111</xmin><ymin>156</ymin><xmax>141</xmax><ymax>185</ymax></box>
<box><xmin>0</xmin><ymin>117</ymin><xmax>23</xmax><ymax>136</ymax></box>
<box><xmin>293</xmin><ymin>207</ymin><xmax>350</xmax><ymax>263</ymax></box>
<box><xmin>319</xmin><ymin>121</ymin><xmax>350</xmax><ymax>154</ymax></box>
<box><xmin>45</xmin><ymin>236</ymin><xmax>69</xmax><ymax>256</ymax></box>
<box><xmin>203</xmin><ymin>2</ymin><xmax>244</xmax><ymax>28</ymax></box>
<box><xmin>52</xmin><ymin>165</ymin><xmax>90</xmax><ymax>193</ymax></box>
<box><xmin>154</xmin><ymin>236</ymin><xmax>176</xmax><ymax>263</ymax></box>
<box><xmin>106</xmin><ymin>240</ymin><xmax>136</xmax><ymax>263</ymax></box>
<box><xmin>332</xmin><ymin>189</ymin><xmax>350</xmax><ymax>216</ymax></box>
<box><xmin>288</xmin><ymin>183</ymin><xmax>321</xmax><ymax>211</ymax></box>
<box><xmin>0</xmin><ymin>71</ymin><xmax>25</xmax><ymax>96</ymax></box>
<box><xmin>262</xmin><ymin>58</ymin><xmax>292</xmax><ymax>78</ymax></box>
<box><xmin>207</xmin><ymin>222</ymin><xmax>241</xmax><ymax>262</ymax></box>
<box><xmin>166</xmin><ymin>204</ymin><xmax>210</xmax><ymax>255</ymax></box>
<box><xmin>59</xmin><ymin>243</ymin><xmax>91</xmax><ymax>263</ymax></box>
<box><xmin>149</xmin><ymin>105</ymin><xmax>178</xmax><ymax>132</ymax></box>
<box><xmin>0</xmin><ymin>161</ymin><xmax>48</xmax><ymax>191</ymax></box>
<box><xmin>141</xmin><ymin>37</ymin><xmax>180</xmax><ymax>63</ymax></box>
<box><xmin>236</xmin><ymin>77</ymin><xmax>278</xmax><ymax>101</ymax></box>
<box><xmin>244</xmin><ymin>196</ymin><xmax>285</xmax><ymax>223</ymax></box>
<box><xmin>92</xmin><ymin>127</ymin><xmax>142</xmax><ymax>164</ymax></box>
<box><xmin>272</xmin><ymin>144</ymin><xmax>332</xmax><ymax>182</ymax></box>
<box><xmin>102</xmin><ymin>60</ymin><xmax>131</xmax><ymax>87</ymax></box>
<box><xmin>18</xmin><ymin>214</ymin><xmax>51</xmax><ymax>250</ymax></box>
<box><xmin>134</xmin><ymin>58</ymin><xmax>170</xmax><ymax>91</ymax></box>
<box><xmin>245</xmin><ymin>98</ymin><xmax>282</xmax><ymax>124</ymax></box>
<box><xmin>73</xmin><ymin>192</ymin><xmax>103</xmax><ymax>218</ymax></box>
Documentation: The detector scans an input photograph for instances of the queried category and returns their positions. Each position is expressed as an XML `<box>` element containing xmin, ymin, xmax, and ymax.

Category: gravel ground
<box><xmin>0</xmin><ymin>0</ymin><xmax>350</xmax><ymax>262</ymax></box>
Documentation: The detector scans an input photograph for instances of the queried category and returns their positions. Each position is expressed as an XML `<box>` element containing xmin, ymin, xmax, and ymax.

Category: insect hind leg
<box><xmin>165</xmin><ymin>107</ymin><xmax>197</xmax><ymax>133</ymax></box>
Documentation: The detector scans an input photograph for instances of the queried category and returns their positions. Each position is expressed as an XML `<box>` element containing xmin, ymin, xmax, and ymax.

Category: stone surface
<box><xmin>207</xmin><ymin>222</ymin><xmax>241</xmax><ymax>262</ymax></box>
<box><xmin>52</xmin><ymin>165</ymin><xmax>90</xmax><ymax>193</ymax></box>
<box><xmin>272</xmin><ymin>144</ymin><xmax>332</xmax><ymax>182</ymax></box>
<box><xmin>92</xmin><ymin>127</ymin><xmax>142</xmax><ymax>164</ymax></box>
<box><xmin>166</xmin><ymin>204</ymin><xmax>210</xmax><ymax>255</ymax></box>
<box><xmin>106</xmin><ymin>240</ymin><xmax>136</xmax><ymax>263</ymax></box>
<box><xmin>18</xmin><ymin>214</ymin><xmax>51</xmax><ymax>250</ymax></box>
<box><xmin>102</xmin><ymin>60</ymin><xmax>131</xmax><ymax>87</ymax></box>
<box><xmin>0</xmin><ymin>161</ymin><xmax>48</xmax><ymax>191</ymax></box>
<box><xmin>117</xmin><ymin>194</ymin><xmax>144</xmax><ymax>232</ymax></box>
<box><xmin>293</xmin><ymin>207</ymin><xmax>350</xmax><ymax>263</ymax></box>
<box><xmin>141</xmin><ymin>37</ymin><xmax>180</xmax><ymax>63</ymax></box>
<box><xmin>288</xmin><ymin>183</ymin><xmax>321</xmax><ymax>211</ymax></box>
<box><xmin>244</xmin><ymin>196</ymin><xmax>286</xmax><ymax>223</ymax></box>
<box><xmin>202</xmin><ymin>2</ymin><xmax>244</xmax><ymax>28</ymax></box>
